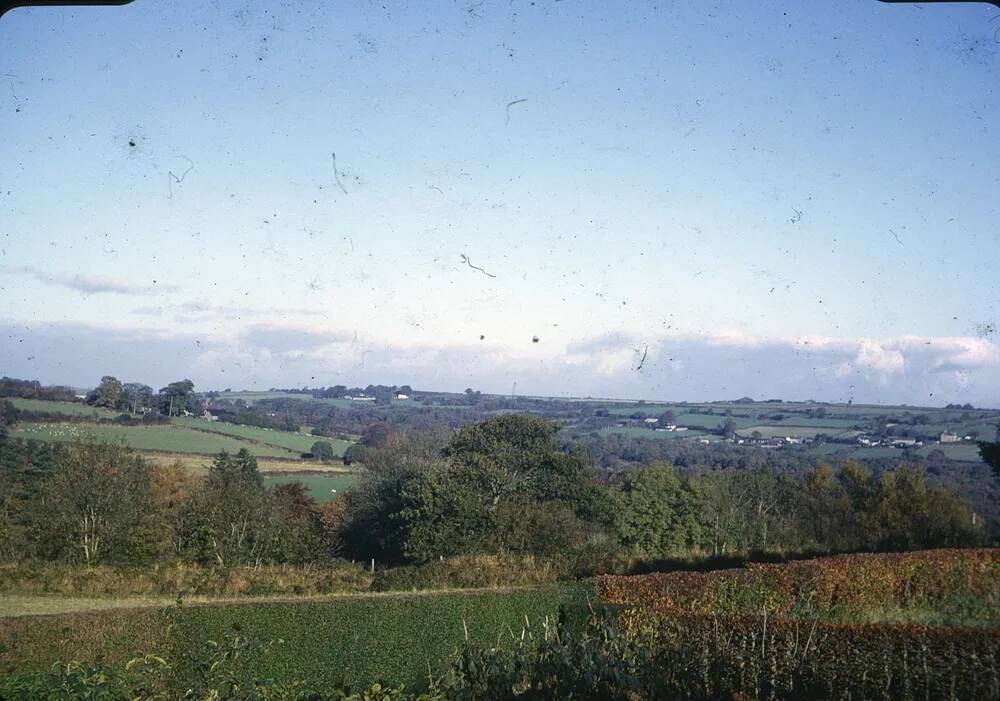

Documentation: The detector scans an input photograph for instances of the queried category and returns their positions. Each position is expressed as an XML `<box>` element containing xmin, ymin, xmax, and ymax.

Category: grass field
<box><xmin>171</xmin><ymin>416</ymin><xmax>349</xmax><ymax>455</ymax></box>
<box><xmin>6</xmin><ymin>398</ymin><xmax>118</xmax><ymax>419</ymax></box>
<box><xmin>599</xmin><ymin>426</ymin><xmax>708</xmax><ymax>440</ymax></box>
<box><xmin>216</xmin><ymin>391</ymin><xmax>411</xmax><ymax>409</ymax></box>
<box><xmin>262</xmin><ymin>472</ymin><xmax>357</xmax><ymax>502</ymax></box>
<box><xmin>8</xmin><ymin>423</ymin><xmax>300</xmax><ymax>458</ymax></box>
<box><xmin>737</xmin><ymin>425</ymin><xmax>857</xmax><ymax>440</ymax></box>
<box><xmin>917</xmin><ymin>442</ymin><xmax>985</xmax><ymax>462</ymax></box>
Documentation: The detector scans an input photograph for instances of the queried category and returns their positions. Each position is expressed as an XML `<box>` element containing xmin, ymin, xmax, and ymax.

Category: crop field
<box><xmin>6</xmin><ymin>398</ymin><xmax>117</xmax><ymax>418</ymax></box>
<box><xmin>262</xmin><ymin>472</ymin><xmax>357</xmax><ymax>502</ymax></box>
<box><xmin>170</xmin><ymin>416</ymin><xmax>348</xmax><ymax>454</ymax></box>
<box><xmin>8</xmin><ymin>423</ymin><xmax>299</xmax><ymax>458</ymax></box>
<box><xmin>0</xmin><ymin>585</ymin><xmax>588</xmax><ymax>691</ymax></box>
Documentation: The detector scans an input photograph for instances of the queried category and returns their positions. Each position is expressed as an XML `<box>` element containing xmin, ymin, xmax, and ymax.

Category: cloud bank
<box><xmin>1</xmin><ymin>320</ymin><xmax>998</xmax><ymax>407</ymax></box>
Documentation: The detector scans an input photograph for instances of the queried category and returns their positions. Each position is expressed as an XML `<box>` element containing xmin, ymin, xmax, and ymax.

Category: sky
<box><xmin>1</xmin><ymin>0</ymin><xmax>998</xmax><ymax>406</ymax></box>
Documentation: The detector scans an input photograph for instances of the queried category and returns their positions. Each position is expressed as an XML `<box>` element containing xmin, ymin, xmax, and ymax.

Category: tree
<box><xmin>29</xmin><ymin>443</ymin><xmax>163</xmax><ymax>564</ymax></box>
<box><xmin>159</xmin><ymin>379</ymin><xmax>195</xmax><ymax>416</ymax></box>
<box><xmin>0</xmin><ymin>399</ymin><xmax>17</xmax><ymax>428</ymax></box>
<box><xmin>267</xmin><ymin>482</ymin><xmax>324</xmax><ymax>563</ymax></box>
<box><xmin>87</xmin><ymin>376</ymin><xmax>123</xmax><ymax>409</ymax></box>
<box><xmin>614</xmin><ymin>464</ymin><xmax>702</xmax><ymax>558</ymax></box>
<box><xmin>657</xmin><ymin>410</ymin><xmax>676</xmax><ymax>426</ymax></box>
<box><xmin>310</xmin><ymin>441</ymin><xmax>335</xmax><ymax>462</ymax></box>
<box><xmin>121</xmin><ymin>383</ymin><xmax>153</xmax><ymax>415</ymax></box>
<box><xmin>180</xmin><ymin>450</ymin><xmax>269</xmax><ymax>566</ymax></box>
<box><xmin>979</xmin><ymin>440</ymin><xmax>1000</xmax><ymax>479</ymax></box>
<box><xmin>340</xmin><ymin>430</ymin><xmax>449</xmax><ymax>563</ymax></box>
<box><xmin>396</xmin><ymin>415</ymin><xmax>611</xmax><ymax>561</ymax></box>
<box><xmin>149</xmin><ymin>460</ymin><xmax>202</xmax><ymax>556</ymax></box>
<box><xmin>719</xmin><ymin>418</ymin><xmax>738</xmax><ymax>437</ymax></box>
<box><xmin>206</xmin><ymin>449</ymin><xmax>263</xmax><ymax>491</ymax></box>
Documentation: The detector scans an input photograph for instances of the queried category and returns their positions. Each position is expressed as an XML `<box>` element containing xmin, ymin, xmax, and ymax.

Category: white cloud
<box><xmin>2</xmin><ymin>265</ymin><xmax>178</xmax><ymax>296</ymax></box>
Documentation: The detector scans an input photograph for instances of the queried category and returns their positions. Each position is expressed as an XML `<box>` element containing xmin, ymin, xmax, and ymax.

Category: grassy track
<box><xmin>0</xmin><ymin>595</ymin><xmax>173</xmax><ymax>617</ymax></box>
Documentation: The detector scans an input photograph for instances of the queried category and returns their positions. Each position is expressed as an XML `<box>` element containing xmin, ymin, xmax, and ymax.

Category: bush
<box><xmin>370</xmin><ymin>554</ymin><xmax>564</xmax><ymax>592</ymax></box>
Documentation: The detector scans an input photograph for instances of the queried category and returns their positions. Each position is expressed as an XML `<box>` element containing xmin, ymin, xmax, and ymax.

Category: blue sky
<box><xmin>1</xmin><ymin>0</ymin><xmax>998</xmax><ymax>405</ymax></box>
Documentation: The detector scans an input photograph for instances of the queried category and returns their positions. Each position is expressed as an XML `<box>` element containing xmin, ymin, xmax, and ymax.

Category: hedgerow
<box><xmin>595</xmin><ymin>548</ymin><xmax>1000</xmax><ymax>622</ymax></box>
<box><xmin>594</xmin><ymin>549</ymin><xmax>1000</xmax><ymax>700</ymax></box>
<box><xmin>0</xmin><ymin>561</ymin><xmax>374</xmax><ymax>598</ymax></box>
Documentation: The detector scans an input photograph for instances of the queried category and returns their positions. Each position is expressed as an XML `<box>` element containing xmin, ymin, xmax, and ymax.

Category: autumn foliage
<box><xmin>595</xmin><ymin>549</ymin><xmax>1000</xmax><ymax>700</ymax></box>
<box><xmin>595</xmin><ymin>548</ymin><xmax>999</xmax><ymax>619</ymax></box>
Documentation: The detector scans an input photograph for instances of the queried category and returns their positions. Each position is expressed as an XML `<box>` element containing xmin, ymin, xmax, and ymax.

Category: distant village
<box><xmin>617</xmin><ymin>415</ymin><xmax>978</xmax><ymax>450</ymax></box>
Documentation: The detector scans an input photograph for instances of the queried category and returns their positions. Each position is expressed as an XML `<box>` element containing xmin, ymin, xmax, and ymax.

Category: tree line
<box><xmin>1</xmin><ymin>414</ymin><xmax>985</xmax><ymax>570</ymax></box>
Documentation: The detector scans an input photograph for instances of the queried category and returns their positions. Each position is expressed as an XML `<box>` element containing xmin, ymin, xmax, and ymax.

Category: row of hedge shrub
<box><xmin>0</xmin><ymin>561</ymin><xmax>375</xmax><ymax>598</ymax></box>
<box><xmin>596</xmin><ymin>548</ymin><xmax>1000</xmax><ymax>622</ymax></box>
<box><xmin>592</xmin><ymin>549</ymin><xmax>1000</xmax><ymax>699</ymax></box>
<box><xmin>0</xmin><ymin>553</ymin><xmax>591</xmax><ymax>599</ymax></box>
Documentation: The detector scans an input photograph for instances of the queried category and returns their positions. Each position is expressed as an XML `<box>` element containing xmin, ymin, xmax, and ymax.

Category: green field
<box><xmin>0</xmin><ymin>585</ymin><xmax>588</xmax><ymax>690</ymax></box>
<box><xmin>171</xmin><ymin>417</ymin><xmax>349</xmax><ymax>455</ymax></box>
<box><xmin>599</xmin><ymin>426</ymin><xmax>708</xmax><ymax>440</ymax></box>
<box><xmin>262</xmin><ymin>472</ymin><xmax>358</xmax><ymax>502</ymax></box>
<box><xmin>215</xmin><ymin>391</ymin><xmax>312</xmax><ymax>404</ymax></box>
<box><xmin>8</xmin><ymin>423</ymin><xmax>300</xmax><ymax>458</ymax></box>
<box><xmin>217</xmin><ymin>391</ymin><xmax>411</xmax><ymax>409</ymax></box>
<box><xmin>917</xmin><ymin>442</ymin><xmax>985</xmax><ymax>462</ymax></box>
<box><xmin>7</xmin><ymin>398</ymin><xmax>117</xmax><ymax>419</ymax></box>
<box><xmin>737</xmin><ymin>425</ymin><xmax>857</xmax><ymax>440</ymax></box>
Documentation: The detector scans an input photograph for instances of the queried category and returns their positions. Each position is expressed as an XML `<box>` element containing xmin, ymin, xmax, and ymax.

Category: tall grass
<box><xmin>0</xmin><ymin>561</ymin><xmax>373</xmax><ymax>598</ymax></box>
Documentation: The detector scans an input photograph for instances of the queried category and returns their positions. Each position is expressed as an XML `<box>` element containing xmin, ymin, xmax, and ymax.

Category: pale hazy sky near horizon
<box><xmin>1</xmin><ymin>0</ymin><xmax>998</xmax><ymax>406</ymax></box>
